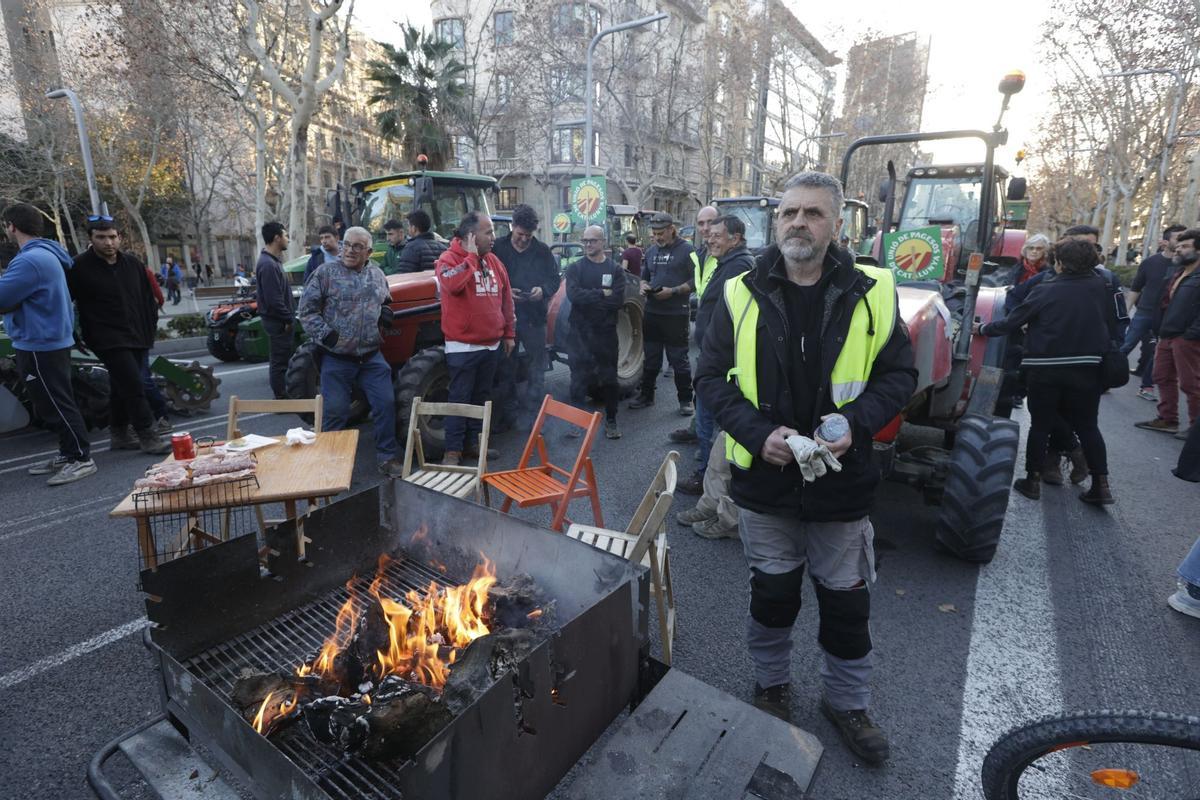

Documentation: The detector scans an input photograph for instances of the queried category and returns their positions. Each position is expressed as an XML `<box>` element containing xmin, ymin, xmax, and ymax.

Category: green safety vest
<box><xmin>722</xmin><ymin>264</ymin><xmax>897</xmax><ymax>468</ymax></box>
<box><xmin>691</xmin><ymin>250</ymin><xmax>718</xmax><ymax>298</ymax></box>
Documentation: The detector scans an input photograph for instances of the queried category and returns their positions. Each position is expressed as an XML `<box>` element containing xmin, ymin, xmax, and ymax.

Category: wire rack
<box><xmin>133</xmin><ymin>474</ymin><xmax>261</xmax><ymax>568</ymax></box>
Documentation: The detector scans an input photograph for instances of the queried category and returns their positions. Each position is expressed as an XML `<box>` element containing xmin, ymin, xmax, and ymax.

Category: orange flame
<box><xmin>251</xmin><ymin>690</ymin><xmax>300</xmax><ymax>736</ymax></box>
<box><xmin>313</xmin><ymin>581</ymin><xmax>359</xmax><ymax>679</ymax></box>
<box><xmin>252</xmin><ymin>691</ymin><xmax>275</xmax><ymax>733</ymax></box>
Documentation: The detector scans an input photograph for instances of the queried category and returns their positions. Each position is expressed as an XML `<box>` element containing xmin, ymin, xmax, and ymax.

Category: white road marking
<box><xmin>951</xmin><ymin>419</ymin><xmax>1064</xmax><ymax>799</ymax></box>
<box><xmin>0</xmin><ymin>618</ymin><xmax>149</xmax><ymax>691</ymax></box>
<box><xmin>0</xmin><ymin>503</ymin><xmax>125</xmax><ymax>544</ymax></box>
<box><xmin>212</xmin><ymin>363</ymin><xmax>270</xmax><ymax>376</ymax></box>
<box><xmin>0</xmin><ymin>494</ymin><xmax>123</xmax><ymax>530</ymax></box>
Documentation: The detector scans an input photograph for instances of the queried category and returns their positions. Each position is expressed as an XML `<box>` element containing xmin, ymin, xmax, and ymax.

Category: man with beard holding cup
<box><xmin>695</xmin><ymin>172</ymin><xmax>916</xmax><ymax>763</ymax></box>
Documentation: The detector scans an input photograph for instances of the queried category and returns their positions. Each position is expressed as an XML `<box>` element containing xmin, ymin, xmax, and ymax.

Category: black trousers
<box><xmin>1176</xmin><ymin>420</ymin><xmax>1200</xmax><ymax>481</ymax></box>
<box><xmin>569</xmin><ymin>321</ymin><xmax>619</xmax><ymax>422</ymax></box>
<box><xmin>641</xmin><ymin>312</ymin><xmax>692</xmax><ymax>402</ymax></box>
<box><xmin>1024</xmin><ymin>366</ymin><xmax>1107</xmax><ymax>475</ymax></box>
<box><xmin>96</xmin><ymin>347</ymin><xmax>154</xmax><ymax>432</ymax></box>
<box><xmin>494</xmin><ymin>318</ymin><xmax>547</xmax><ymax>425</ymax></box>
<box><xmin>262</xmin><ymin>317</ymin><xmax>295</xmax><ymax>399</ymax></box>
<box><xmin>15</xmin><ymin>347</ymin><xmax>90</xmax><ymax>460</ymax></box>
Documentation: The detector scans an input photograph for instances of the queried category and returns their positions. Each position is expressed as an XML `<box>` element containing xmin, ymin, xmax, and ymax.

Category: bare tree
<box><xmin>241</xmin><ymin>0</ymin><xmax>355</xmax><ymax>257</ymax></box>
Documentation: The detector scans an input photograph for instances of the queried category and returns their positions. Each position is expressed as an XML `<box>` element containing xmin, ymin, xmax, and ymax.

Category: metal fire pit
<box><xmin>124</xmin><ymin>479</ymin><xmax>647</xmax><ymax>800</ymax></box>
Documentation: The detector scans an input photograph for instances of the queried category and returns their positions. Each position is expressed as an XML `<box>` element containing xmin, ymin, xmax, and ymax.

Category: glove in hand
<box><xmin>321</xmin><ymin>330</ymin><xmax>339</xmax><ymax>349</ymax></box>
<box><xmin>785</xmin><ymin>434</ymin><xmax>843</xmax><ymax>482</ymax></box>
<box><xmin>378</xmin><ymin>304</ymin><xmax>395</xmax><ymax>328</ymax></box>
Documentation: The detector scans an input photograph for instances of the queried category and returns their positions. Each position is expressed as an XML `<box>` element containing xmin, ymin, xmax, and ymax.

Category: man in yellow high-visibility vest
<box><xmin>695</xmin><ymin>172</ymin><xmax>916</xmax><ymax>765</ymax></box>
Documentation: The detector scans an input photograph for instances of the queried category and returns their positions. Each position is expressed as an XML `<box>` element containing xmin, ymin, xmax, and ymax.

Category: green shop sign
<box><xmin>568</xmin><ymin>177</ymin><xmax>607</xmax><ymax>226</ymax></box>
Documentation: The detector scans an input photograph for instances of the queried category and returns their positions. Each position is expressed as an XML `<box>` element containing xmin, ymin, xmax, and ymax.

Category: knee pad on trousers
<box><xmin>814</xmin><ymin>582</ymin><xmax>872</xmax><ymax>660</ymax></box>
<box><xmin>749</xmin><ymin>565</ymin><xmax>806</xmax><ymax>629</ymax></box>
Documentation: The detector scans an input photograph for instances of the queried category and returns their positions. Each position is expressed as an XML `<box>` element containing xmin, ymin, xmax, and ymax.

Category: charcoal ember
<box><xmin>230</xmin><ymin>671</ymin><xmax>292</xmax><ymax>716</ymax></box>
<box><xmin>352</xmin><ymin>602</ymin><xmax>391</xmax><ymax>675</ymax></box>
<box><xmin>343</xmin><ymin>680</ymin><xmax>452</xmax><ymax>760</ymax></box>
<box><xmin>303</xmin><ymin>695</ymin><xmax>362</xmax><ymax>745</ymax></box>
<box><xmin>487</xmin><ymin>573</ymin><xmax>544</xmax><ymax>628</ymax></box>
<box><xmin>442</xmin><ymin>629</ymin><xmax>536</xmax><ymax>715</ymax></box>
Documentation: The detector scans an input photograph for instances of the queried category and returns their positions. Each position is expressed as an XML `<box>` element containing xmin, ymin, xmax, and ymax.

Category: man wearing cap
<box><xmin>630</xmin><ymin>212</ymin><xmax>695</xmax><ymax>415</ymax></box>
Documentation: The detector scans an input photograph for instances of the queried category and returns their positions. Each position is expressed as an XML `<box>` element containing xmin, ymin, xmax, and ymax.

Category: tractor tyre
<box><xmin>616</xmin><ymin>274</ymin><xmax>645</xmax><ymax>393</ymax></box>
<box><xmin>394</xmin><ymin>346</ymin><xmax>451</xmax><ymax>458</ymax></box>
<box><xmin>72</xmin><ymin>364</ymin><xmax>112</xmax><ymax>431</ymax></box>
<box><xmin>205</xmin><ymin>328</ymin><xmax>241</xmax><ymax>362</ymax></box>
<box><xmin>234</xmin><ymin>327</ymin><xmax>269</xmax><ymax>363</ymax></box>
<box><xmin>284</xmin><ymin>341</ymin><xmax>368</xmax><ymax>426</ymax></box>
<box><xmin>935</xmin><ymin>413</ymin><xmax>1020</xmax><ymax>564</ymax></box>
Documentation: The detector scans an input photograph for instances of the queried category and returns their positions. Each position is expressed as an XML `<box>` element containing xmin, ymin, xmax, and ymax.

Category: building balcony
<box><xmin>478</xmin><ymin>157</ymin><xmax>530</xmax><ymax>176</ymax></box>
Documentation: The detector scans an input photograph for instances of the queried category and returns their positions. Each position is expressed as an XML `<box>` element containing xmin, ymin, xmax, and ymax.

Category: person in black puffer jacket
<box><xmin>395</xmin><ymin>210</ymin><xmax>447</xmax><ymax>273</ymax></box>
<box><xmin>977</xmin><ymin>238</ymin><xmax>1118</xmax><ymax>505</ymax></box>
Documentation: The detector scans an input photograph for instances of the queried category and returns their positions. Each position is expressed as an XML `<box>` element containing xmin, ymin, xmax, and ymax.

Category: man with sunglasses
<box><xmin>67</xmin><ymin>215</ymin><xmax>172</xmax><ymax>455</ymax></box>
<box><xmin>0</xmin><ymin>203</ymin><xmax>97</xmax><ymax>484</ymax></box>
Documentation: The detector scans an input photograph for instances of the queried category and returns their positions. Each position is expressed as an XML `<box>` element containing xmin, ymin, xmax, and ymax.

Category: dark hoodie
<box><xmin>0</xmin><ymin>238</ymin><xmax>74</xmax><ymax>351</ymax></box>
<box><xmin>694</xmin><ymin>243</ymin><xmax>756</xmax><ymax>345</ymax></box>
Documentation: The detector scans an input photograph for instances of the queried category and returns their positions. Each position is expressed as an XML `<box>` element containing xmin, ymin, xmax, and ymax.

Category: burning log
<box><xmin>302</xmin><ymin>678</ymin><xmax>452</xmax><ymax>760</ymax></box>
<box><xmin>486</xmin><ymin>573</ymin><xmax>547</xmax><ymax>629</ymax></box>
<box><xmin>442</xmin><ymin>628</ymin><xmax>536</xmax><ymax>715</ymax></box>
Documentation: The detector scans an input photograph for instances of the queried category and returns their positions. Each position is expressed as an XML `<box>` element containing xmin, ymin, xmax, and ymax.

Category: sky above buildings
<box><xmin>360</xmin><ymin>0</ymin><xmax>1049</xmax><ymax>170</ymax></box>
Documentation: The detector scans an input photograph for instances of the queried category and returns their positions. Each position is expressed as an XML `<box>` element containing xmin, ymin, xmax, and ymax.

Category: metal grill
<box><xmin>183</xmin><ymin>553</ymin><xmax>457</xmax><ymax>799</ymax></box>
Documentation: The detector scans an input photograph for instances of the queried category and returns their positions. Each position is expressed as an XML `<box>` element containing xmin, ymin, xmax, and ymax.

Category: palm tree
<box><xmin>367</xmin><ymin>24</ymin><xmax>467</xmax><ymax>170</ymax></box>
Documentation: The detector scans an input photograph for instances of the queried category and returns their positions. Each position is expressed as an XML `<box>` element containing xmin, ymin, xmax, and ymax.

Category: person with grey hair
<box><xmin>1014</xmin><ymin>233</ymin><xmax>1051</xmax><ymax>285</ymax></box>
<box><xmin>694</xmin><ymin>171</ymin><xmax>916</xmax><ymax>763</ymax></box>
<box><xmin>297</xmin><ymin>225</ymin><xmax>402</xmax><ymax>476</ymax></box>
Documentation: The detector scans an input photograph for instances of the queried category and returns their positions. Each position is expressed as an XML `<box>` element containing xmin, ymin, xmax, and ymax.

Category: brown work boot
<box><xmin>1013</xmin><ymin>472</ymin><xmax>1041</xmax><ymax>500</ymax></box>
<box><xmin>1041</xmin><ymin>452</ymin><xmax>1064</xmax><ymax>486</ymax></box>
<box><xmin>820</xmin><ymin>696</ymin><xmax>891</xmax><ymax>766</ymax></box>
<box><xmin>1080</xmin><ymin>474</ymin><xmax>1114</xmax><ymax>506</ymax></box>
<box><xmin>109</xmin><ymin>425</ymin><xmax>139</xmax><ymax>450</ymax></box>
<box><xmin>752</xmin><ymin>683</ymin><xmax>791</xmax><ymax>722</ymax></box>
<box><xmin>1134</xmin><ymin>418</ymin><xmax>1177</xmax><ymax>434</ymax></box>
<box><xmin>136</xmin><ymin>428</ymin><xmax>173</xmax><ymax>455</ymax></box>
<box><xmin>441</xmin><ymin>451</ymin><xmax>462</xmax><ymax>467</ymax></box>
<box><xmin>1067</xmin><ymin>447</ymin><xmax>1089</xmax><ymax>484</ymax></box>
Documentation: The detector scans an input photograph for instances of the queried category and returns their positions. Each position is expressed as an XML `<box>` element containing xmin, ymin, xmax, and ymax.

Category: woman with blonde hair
<box><xmin>1014</xmin><ymin>233</ymin><xmax>1051</xmax><ymax>284</ymax></box>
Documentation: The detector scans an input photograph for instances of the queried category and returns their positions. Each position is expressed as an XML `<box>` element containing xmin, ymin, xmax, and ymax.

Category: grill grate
<box><xmin>183</xmin><ymin>554</ymin><xmax>459</xmax><ymax>799</ymax></box>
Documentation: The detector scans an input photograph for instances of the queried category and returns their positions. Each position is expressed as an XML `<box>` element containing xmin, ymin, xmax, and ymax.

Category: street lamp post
<box><xmin>45</xmin><ymin>88</ymin><xmax>101</xmax><ymax>216</ymax></box>
<box><xmin>584</xmin><ymin>12</ymin><xmax>668</xmax><ymax>178</ymax></box>
<box><xmin>1101</xmin><ymin>68</ymin><xmax>1189</xmax><ymax>260</ymax></box>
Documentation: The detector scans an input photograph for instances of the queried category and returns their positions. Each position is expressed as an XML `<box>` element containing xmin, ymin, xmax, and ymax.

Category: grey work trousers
<box><xmin>694</xmin><ymin>432</ymin><xmax>739</xmax><ymax>529</ymax></box>
<box><xmin>740</xmin><ymin>508</ymin><xmax>877</xmax><ymax>711</ymax></box>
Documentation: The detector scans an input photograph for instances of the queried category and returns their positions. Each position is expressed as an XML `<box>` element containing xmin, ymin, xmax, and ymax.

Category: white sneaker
<box><xmin>1168</xmin><ymin>582</ymin><xmax>1200</xmax><ymax>619</ymax></box>
<box><xmin>28</xmin><ymin>455</ymin><xmax>70</xmax><ymax>475</ymax></box>
<box><xmin>47</xmin><ymin>459</ymin><xmax>98</xmax><ymax>486</ymax></box>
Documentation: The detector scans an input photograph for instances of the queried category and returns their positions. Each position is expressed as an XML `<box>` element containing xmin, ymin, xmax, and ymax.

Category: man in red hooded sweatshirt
<box><xmin>435</xmin><ymin>211</ymin><xmax>516</xmax><ymax>465</ymax></box>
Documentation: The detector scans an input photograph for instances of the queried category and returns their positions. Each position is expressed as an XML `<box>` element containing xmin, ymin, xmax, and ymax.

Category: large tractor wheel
<box><xmin>394</xmin><ymin>346</ymin><xmax>451</xmax><ymax>457</ymax></box>
<box><xmin>616</xmin><ymin>275</ymin><xmax>646</xmax><ymax>393</ymax></box>
<box><xmin>205</xmin><ymin>327</ymin><xmax>241</xmax><ymax>362</ymax></box>
<box><xmin>284</xmin><ymin>341</ymin><xmax>368</xmax><ymax>425</ymax></box>
<box><xmin>935</xmin><ymin>413</ymin><xmax>1020</xmax><ymax>563</ymax></box>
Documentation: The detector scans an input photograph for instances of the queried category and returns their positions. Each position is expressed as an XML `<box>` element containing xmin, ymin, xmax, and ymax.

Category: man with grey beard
<box><xmin>695</xmin><ymin>172</ymin><xmax>916</xmax><ymax>763</ymax></box>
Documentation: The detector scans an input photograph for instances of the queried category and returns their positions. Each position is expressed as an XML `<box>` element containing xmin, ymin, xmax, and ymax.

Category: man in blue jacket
<box><xmin>0</xmin><ymin>203</ymin><xmax>96</xmax><ymax>484</ymax></box>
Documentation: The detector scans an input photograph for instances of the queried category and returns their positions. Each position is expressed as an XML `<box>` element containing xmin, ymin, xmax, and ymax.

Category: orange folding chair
<box><xmin>481</xmin><ymin>395</ymin><xmax>604</xmax><ymax>532</ymax></box>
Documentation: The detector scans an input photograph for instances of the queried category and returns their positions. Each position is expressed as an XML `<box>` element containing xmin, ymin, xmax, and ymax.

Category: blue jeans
<box><xmin>694</xmin><ymin>395</ymin><xmax>717</xmax><ymax>473</ymax></box>
<box><xmin>319</xmin><ymin>351</ymin><xmax>397</xmax><ymax>462</ymax></box>
<box><xmin>1121</xmin><ymin>311</ymin><xmax>1156</xmax><ymax>388</ymax></box>
<box><xmin>140</xmin><ymin>352</ymin><xmax>169</xmax><ymax>419</ymax></box>
<box><xmin>1179</xmin><ymin>536</ymin><xmax>1200</xmax><ymax>587</ymax></box>
<box><xmin>445</xmin><ymin>348</ymin><xmax>500</xmax><ymax>453</ymax></box>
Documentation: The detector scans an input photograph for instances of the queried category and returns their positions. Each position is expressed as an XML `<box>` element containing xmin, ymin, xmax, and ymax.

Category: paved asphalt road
<box><xmin>1</xmin><ymin>344</ymin><xmax>1199</xmax><ymax>799</ymax></box>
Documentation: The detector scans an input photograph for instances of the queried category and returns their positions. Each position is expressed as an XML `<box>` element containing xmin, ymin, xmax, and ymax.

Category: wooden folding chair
<box><xmin>225</xmin><ymin>394</ymin><xmax>324</xmax><ymax>537</ymax></box>
<box><xmin>567</xmin><ymin>451</ymin><xmax>679</xmax><ymax>664</ymax></box>
<box><xmin>402</xmin><ymin>397</ymin><xmax>491</xmax><ymax>501</ymax></box>
<box><xmin>481</xmin><ymin>395</ymin><xmax>603</xmax><ymax>532</ymax></box>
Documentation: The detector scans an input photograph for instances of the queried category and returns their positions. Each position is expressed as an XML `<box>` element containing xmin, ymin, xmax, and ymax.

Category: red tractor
<box><xmin>841</xmin><ymin>70</ymin><xmax>1029</xmax><ymax>562</ymax></box>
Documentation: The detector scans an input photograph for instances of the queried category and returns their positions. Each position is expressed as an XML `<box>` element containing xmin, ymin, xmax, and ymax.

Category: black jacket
<box><xmin>68</xmin><ymin>248</ymin><xmax>158</xmax><ymax>351</ymax></box>
<box><xmin>254</xmin><ymin>249</ymin><xmax>293</xmax><ymax>322</ymax></box>
<box><xmin>1159</xmin><ymin>267</ymin><xmax>1200</xmax><ymax>340</ymax></box>
<box><xmin>695</xmin><ymin>244</ymin><xmax>917</xmax><ymax>520</ymax></box>
<box><xmin>396</xmin><ymin>232</ymin><xmax>447</xmax><ymax>274</ymax></box>
<box><xmin>565</xmin><ymin>256</ymin><xmax>623</xmax><ymax>330</ymax></box>
<box><xmin>982</xmin><ymin>271</ymin><xmax>1118</xmax><ymax>364</ymax></box>
<box><xmin>492</xmin><ymin>234</ymin><xmax>560</xmax><ymax>324</ymax></box>
<box><xmin>643</xmin><ymin>237</ymin><xmax>694</xmax><ymax>316</ymax></box>
<box><xmin>304</xmin><ymin>246</ymin><xmax>337</xmax><ymax>284</ymax></box>
<box><xmin>694</xmin><ymin>244</ymin><xmax>756</xmax><ymax>345</ymax></box>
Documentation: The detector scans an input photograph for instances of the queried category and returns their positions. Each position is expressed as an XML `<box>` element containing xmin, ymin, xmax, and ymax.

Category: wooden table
<box><xmin>111</xmin><ymin>429</ymin><xmax>359</xmax><ymax>568</ymax></box>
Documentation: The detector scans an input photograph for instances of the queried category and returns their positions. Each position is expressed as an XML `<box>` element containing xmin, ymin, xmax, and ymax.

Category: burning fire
<box><xmin>296</xmin><ymin>554</ymin><xmax>498</xmax><ymax>693</ymax></box>
<box><xmin>252</xmin><ymin>690</ymin><xmax>301</xmax><ymax>734</ymax></box>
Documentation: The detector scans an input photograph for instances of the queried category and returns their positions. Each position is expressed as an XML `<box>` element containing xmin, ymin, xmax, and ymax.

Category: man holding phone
<box><xmin>564</xmin><ymin>225</ymin><xmax>625</xmax><ymax>439</ymax></box>
<box><xmin>630</xmin><ymin>212</ymin><xmax>695</xmax><ymax>414</ymax></box>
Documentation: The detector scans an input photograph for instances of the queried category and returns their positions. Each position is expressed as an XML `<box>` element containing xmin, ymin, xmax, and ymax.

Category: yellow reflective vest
<box><xmin>722</xmin><ymin>264</ymin><xmax>897</xmax><ymax>468</ymax></box>
<box><xmin>691</xmin><ymin>250</ymin><xmax>718</xmax><ymax>298</ymax></box>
